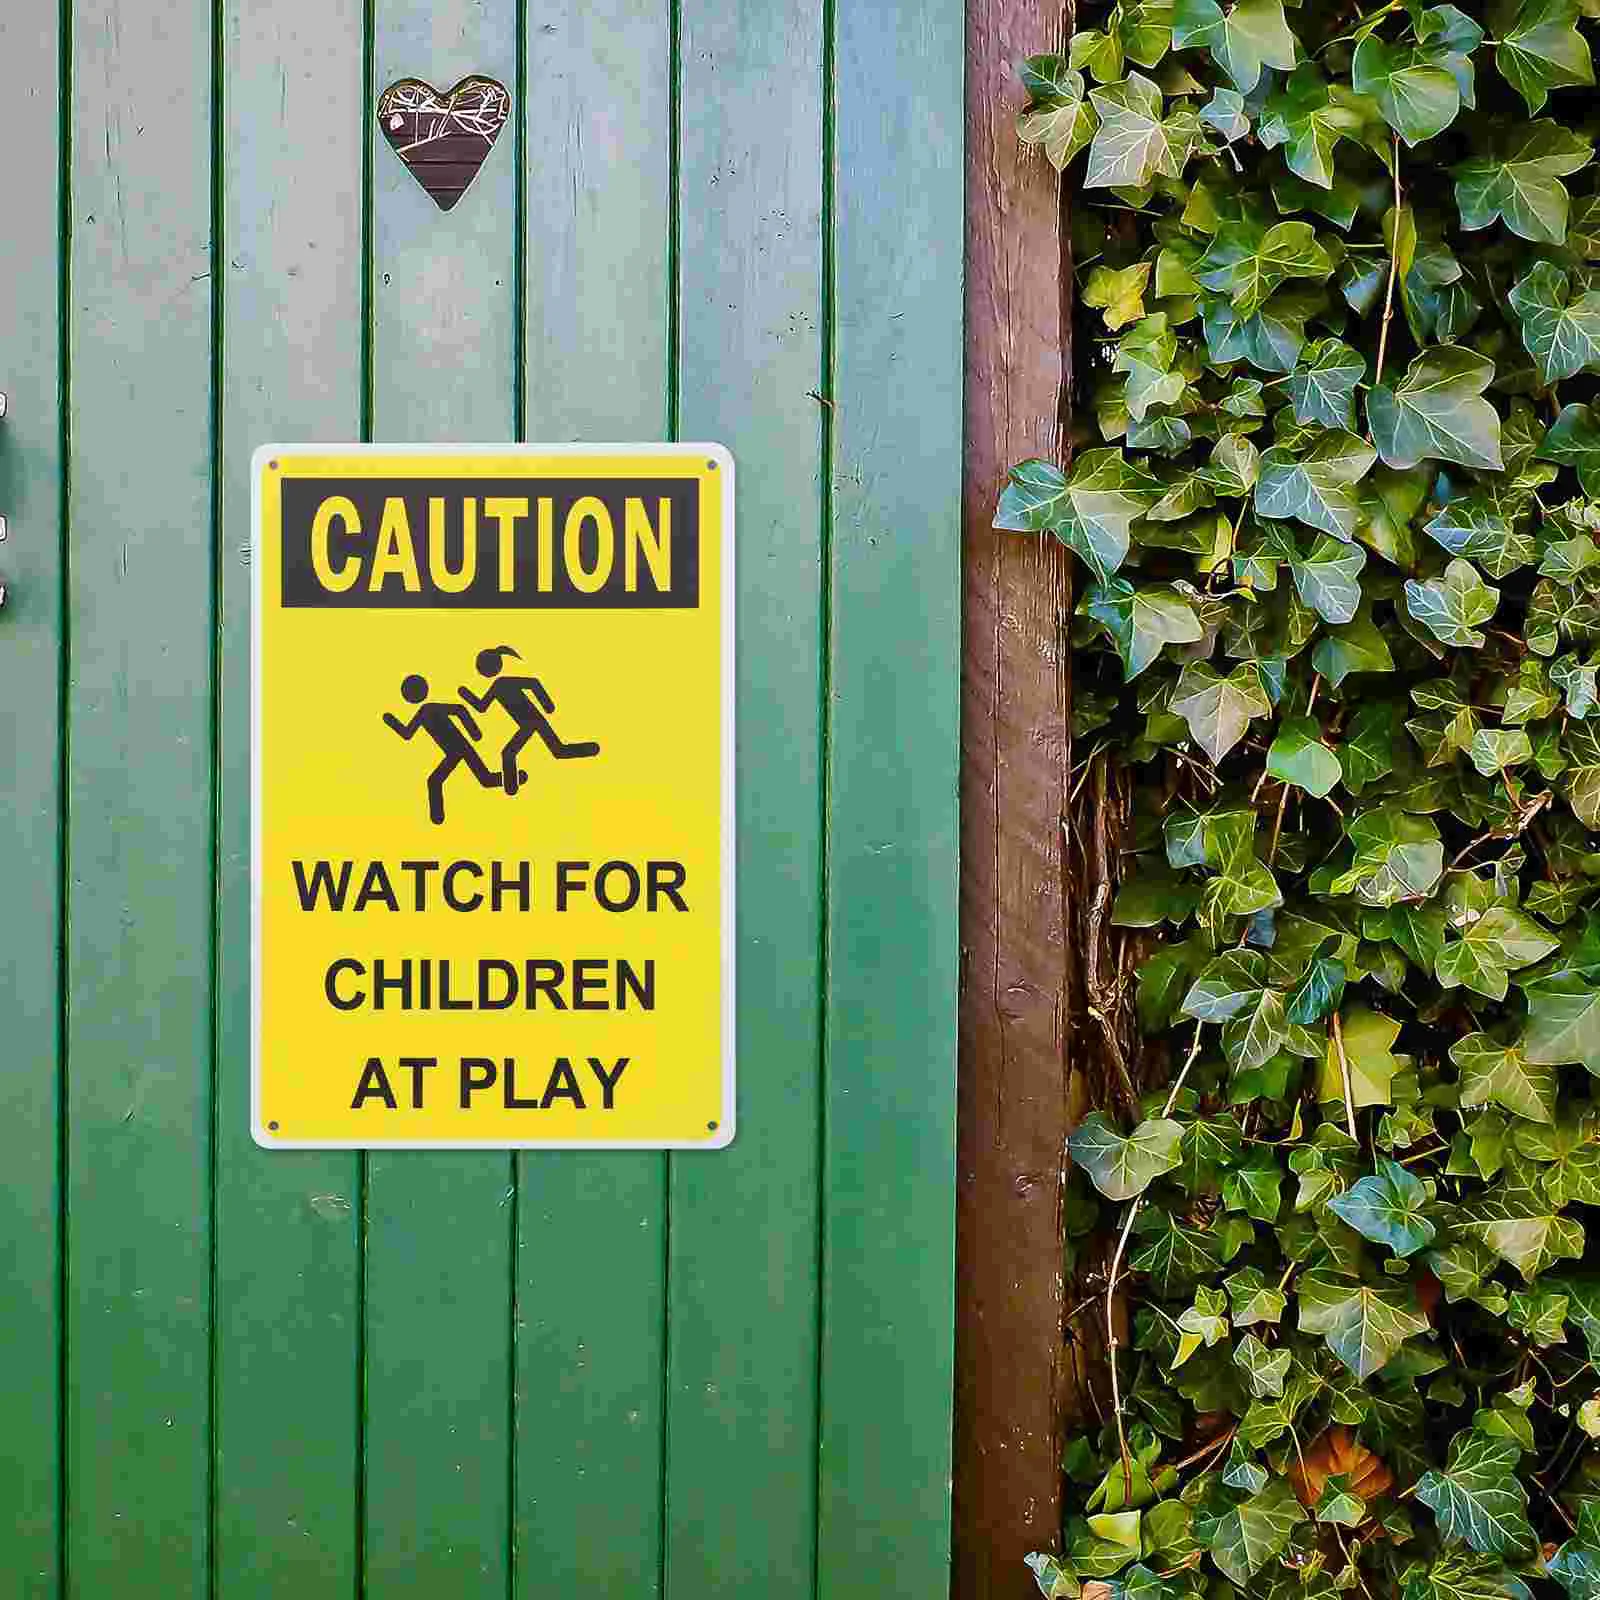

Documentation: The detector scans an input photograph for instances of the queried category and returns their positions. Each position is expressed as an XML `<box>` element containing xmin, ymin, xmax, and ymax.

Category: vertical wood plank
<box><xmin>954</xmin><ymin>2</ymin><xmax>1079</xmax><ymax>1594</ymax></box>
<box><xmin>66</xmin><ymin>0</ymin><xmax>215</xmax><ymax>1593</ymax></box>
<box><xmin>214</xmin><ymin>1</ymin><xmax>365</xmax><ymax>1590</ymax></box>
<box><xmin>0</xmin><ymin>2</ymin><xmax>63</xmax><ymax>1590</ymax></box>
<box><xmin>667</xmin><ymin>2</ymin><xmax>826</xmax><ymax>1594</ymax></box>
<box><xmin>819</xmin><ymin>0</ymin><xmax>964</xmax><ymax>1593</ymax></box>
<box><xmin>365</xmin><ymin>1</ymin><xmax>518</xmax><ymax>1591</ymax></box>
<box><xmin>515</xmin><ymin>2</ymin><xmax>672</xmax><ymax>1592</ymax></box>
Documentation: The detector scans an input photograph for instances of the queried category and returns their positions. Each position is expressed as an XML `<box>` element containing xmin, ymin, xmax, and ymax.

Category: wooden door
<box><xmin>0</xmin><ymin>3</ymin><xmax>962</xmax><ymax>1593</ymax></box>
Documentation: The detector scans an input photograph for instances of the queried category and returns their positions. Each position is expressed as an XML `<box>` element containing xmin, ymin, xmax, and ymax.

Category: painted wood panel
<box><xmin>215</xmin><ymin>0</ymin><xmax>367</xmax><ymax>1589</ymax></box>
<box><xmin>2</xmin><ymin>3</ymin><xmax>964</xmax><ymax>1592</ymax></box>
<box><xmin>667</xmin><ymin>1</ymin><xmax>827</xmax><ymax>1593</ymax></box>
<box><xmin>0</xmin><ymin>4</ymin><xmax>64</xmax><ymax>1591</ymax></box>
<box><xmin>516</xmin><ymin>2</ymin><xmax>673</xmax><ymax>1592</ymax></box>
<box><xmin>819</xmin><ymin>1</ymin><xmax>964</xmax><ymax>1593</ymax></box>
<box><xmin>364</xmin><ymin>1</ymin><xmax>519</xmax><ymax>1593</ymax></box>
<box><xmin>66</xmin><ymin>2</ymin><xmax>216</xmax><ymax>1594</ymax></box>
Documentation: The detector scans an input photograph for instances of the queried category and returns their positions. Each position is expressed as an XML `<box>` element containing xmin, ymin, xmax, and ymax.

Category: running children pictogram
<box><xmin>382</xmin><ymin>646</ymin><xmax>600</xmax><ymax>823</ymax></box>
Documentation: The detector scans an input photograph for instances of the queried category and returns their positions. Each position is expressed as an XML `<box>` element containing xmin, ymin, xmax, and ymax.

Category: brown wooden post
<box><xmin>954</xmin><ymin>1</ymin><xmax>1085</xmax><ymax>1595</ymax></box>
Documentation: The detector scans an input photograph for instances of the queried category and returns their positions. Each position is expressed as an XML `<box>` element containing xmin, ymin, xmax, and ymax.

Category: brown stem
<box><xmin>1375</xmin><ymin>135</ymin><xmax>1402</xmax><ymax>388</ymax></box>
<box><xmin>1330</xmin><ymin>1009</ymin><xmax>1359</xmax><ymax>1140</ymax></box>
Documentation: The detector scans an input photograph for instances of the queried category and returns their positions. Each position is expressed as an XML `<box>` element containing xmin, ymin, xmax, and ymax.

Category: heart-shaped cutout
<box><xmin>377</xmin><ymin>76</ymin><xmax>511</xmax><ymax>212</ymax></box>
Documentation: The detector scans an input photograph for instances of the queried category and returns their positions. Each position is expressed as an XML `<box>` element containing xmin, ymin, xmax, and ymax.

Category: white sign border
<box><xmin>250</xmin><ymin>441</ymin><xmax>737</xmax><ymax>1151</ymax></box>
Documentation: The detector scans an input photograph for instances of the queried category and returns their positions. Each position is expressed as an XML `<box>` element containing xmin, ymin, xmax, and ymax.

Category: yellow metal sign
<box><xmin>252</xmin><ymin>445</ymin><xmax>734</xmax><ymax>1148</ymax></box>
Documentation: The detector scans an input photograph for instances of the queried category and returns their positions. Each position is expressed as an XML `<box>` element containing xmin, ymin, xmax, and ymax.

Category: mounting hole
<box><xmin>267</xmin><ymin>1120</ymin><xmax>280</xmax><ymax>1132</ymax></box>
<box><xmin>707</xmin><ymin>1120</ymin><xmax>718</xmax><ymax>1131</ymax></box>
<box><xmin>267</xmin><ymin>459</ymin><xmax>279</xmax><ymax>470</ymax></box>
<box><xmin>706</xmin><ymin>459</ymin><xmax>718</xmax><ymax>471</ymax></box>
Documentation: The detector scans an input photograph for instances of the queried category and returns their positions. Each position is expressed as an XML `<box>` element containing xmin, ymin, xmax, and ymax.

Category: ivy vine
<box><xmin>1003</xmin><ymin>2</ymin><xmax>1600</xmax><ymax>1597</ymax></box>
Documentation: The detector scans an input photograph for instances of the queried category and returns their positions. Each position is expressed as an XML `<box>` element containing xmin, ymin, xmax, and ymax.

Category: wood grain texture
<box><xmin>666</xmin><ymin>2</ymin><xmax>826</xmax><ymax>1593</ymax></box>
<box><xmin>372</xmin><ymin>2</ymin><xmax>517</xmax><ymax>443</ymax></box>
<box><xmin>66</xmin><ymin>1</ymin><xmax>215</xmax><ymax>1591</ymax></box>
<box><xmin>366</xmin><ymin>2</ymin><xmax>517</xmax><ymax>1592</ymax></box>
<box><xmin>0</xmin><ymin>3</ymin><xmax>63</xmax><ymax>1590</ymax></box>
<box><xmin>819</xmin><ymin>0</ymin><xmax>964</xmax><ymax>1593</ymax></box>
<box><xmin>515</xmin><ymin>3</ymin><xmax>672</xmax><ymax>1590</ymax></box>
<box><xmin>954</xmin><ymin>2</ymin><xmax>1080</xmax><ymax>1594</ymax></box>
<box><xmin>215</xmin><ymin>1</ymin><xmax>365</xmax><ymax>1590</ymax></box>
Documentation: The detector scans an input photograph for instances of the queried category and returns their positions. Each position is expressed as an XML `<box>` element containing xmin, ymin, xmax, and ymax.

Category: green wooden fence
<box><xmin>0</xmin><ymin>1</ymin><xmax>962</xmax><ymax>1593</ymax></box>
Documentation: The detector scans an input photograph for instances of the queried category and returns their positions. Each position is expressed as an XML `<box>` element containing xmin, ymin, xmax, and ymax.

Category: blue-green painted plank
<box><xmin>818</xmin><ymin>0</ymin><xmax>963</xmax><ymax>1592</ymax></box>
<box><xmin>66</xmin><ymin>0</ymin><xmax>216</xmax><ymax>1593</ymax></box>
<box><xmin>0</xmin><ymin>2</ymin><xmax>64</xmax><ymax>1590</ymax></box>
<box><xmin>667</xmin><ymin>1</ymin><xmax>826</xmax><ymax>1593</ymax></box>
<box><xmin>365</xmin><ymin>1</ymin><xmax>518</xmax><ymax>1591</ymax></box>
<box><xmin>214</xmin><ymin>1</ymin><xmax>365</xmax><ymax>1590</ymax></box>
<box><xmin>515</xmin><ymin>5</ymin><xmax>671</xmax><ymax>1593</ymax></box>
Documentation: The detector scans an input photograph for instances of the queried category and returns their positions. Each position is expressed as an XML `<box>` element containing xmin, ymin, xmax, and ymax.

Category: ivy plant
<box><xmin>1005</xmin><ymin>2</ymin><xmax>1600</xmax><ymax>1596</ymax></box>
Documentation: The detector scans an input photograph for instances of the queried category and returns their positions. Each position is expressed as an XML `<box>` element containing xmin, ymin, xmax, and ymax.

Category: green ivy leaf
<box><xmin>1414</xmin><ymin>1428</ymin><xmax>1537</xmax><ymax>1556</ymax></box>
<box><xmin>1436</xmin><ymin>906</ymin><xmax>1559</xmax><ymax>999</ymax></box>
<box><xmin>1017</xmin><ymin>58</ymin><xmax>1100</xmax><ymax>171</ymax></box>
<box><xmin>1285</xmin><ymin>338</ymin><xmax>1365</xmax><ymax>430</ymax></box>
<box><xmin>1223</xmin><ymin>1156</ymin><xmax>1283</xmax><ymax>1222</ymax></box>
<box><xmin>1507</xmin><ymin>259</ymin><xmax>1600</xmax><ymax>384</ymax></box>
<box><xmin>1201</xmin><ymin>286</ymin><xmax>1318</xmax><ymax>373</ymax></box>
<box><xmin>1200</xmin><ymin>85</ymin><xmax>1250</xmax><ymax>142</ymax></box>
<box><xmin>1290</xmin><ymin>534</ymin><xmax>1366</xmax><ymax>625</ymax></box>
<box><xmin>1424</xmin><ymin>493</ymin><xmax>1536</xmax><ymax>579</ymax></box>
<box><xmin>1539</xmin><ymin>401</ymin><xmax>1600</xmax><ymax>495</ymax></box>
<box><xmin>1315</xmin><ymin>1476</ymin><xmax>1366</xmax><ymax>1527</ymax></box>
<box><xmin>1202</xmin><ymin>1478</ymin><xmax>1305</xmax><ymax>1585</ymax></box>
<box><xmin>1256</xmin><ymin>429</ymin><xmax>1378</xmax><ymax>538</ymax></box>
<box><xmin>1328</xmin><ymin>1154</ymin><xmax>1437</xmax><ymax>1256</ymax></box>
<box><xmin>1404</xmin><ymin>559</ymin><xmax>1500</xmax><ymax>648</ymax></box>
<box><xmin>1495</xmin><ymin>0</ymin><xmax>1595</xmax><ymax>114</ymax></box>
<box><xmin>1453</xmin><ymin>118</ymin><xmax>1592</xmax><ymax>244</ymax></box>
<box><xmin>1331</xmin><ymin>808</ymin><xmax>1444</xmax><ymax>905</ymax></box>
<box><xmin>1171</xmin><ymin>661</ymin><xmax>1273</xmax><ymax>763</ymax></box>
<box><xmin>1406</xmin><ymin>1550</ymin><xmax>1526</xmax><ymax>1600</ymax></box>
<box><xmin>1068</xmin><ymin>1111</ymin><xmax>1185</xmax><ymax>1201</ymax></box>
<box><xmin>1513</xmin><ymin>1113</ymin><xmax>1600</xmax><ymax>1205</ymax></box>
<box><xmin>1130</xmin><ymin>1209</ymin><xmax>1226</xmax><ymax>1294</ymax></box>
<box><xmin>1297</xmin><ymin>1269</ymin><xmax>1430</xmax><ymax>1378</ymax></box>
<box><xmin>1227</xmin><ymin>1267</ymin><xmax>1287</xmax><ymax>1326</ymax></box>
<box><xmin>1086</xmin><ymin>579</ymin><xmax>1205</xmax><ymax>680</ymax></box>
<box><xmin>1319</xmin><ymin>1005</ymin><xmax>1405</xmax><ymax>1109</ymax></box>
<box><xmin>1367</xmin><ymin>348</ymin><xmax>1504</xmax><ymax>471</ymax></box>
<box><xmin>1183</xmin><ymin>950</ymin><xmax>1268</xmax><ymax>1020</ymax></box>
<box><xmin>1085</xmin><ymin>262</ymin><xmax>1153</xmax><ymax>332</ymax></box>
<box><xmin>1222</xmin><ymin>986</ymin><xmax>1290</xmax><ymax>1072</ymax></box>
<box><xmin>1353</xmin><ymin>33</ymin><xmax>1463</xmax><ymax>146</ymax></box>
<box><xmin>1259</xmin><ymin>65</ymin><xmax>1371</xmax><ymax>188</ymax></box>
<box><xmin>1313</xmin><ymin>612</ymin><xmax>1397</xmax><ymax>686</ymax></box>
<box><xmin>1524</xmin><ymin>971</ymin><xmax>1600</xmax><ymax>1071</ymax></box>
<box><xmin>1171</xmin><ymin>0</ymin><xmax>1298</xmax><ymax>93</ymax></box>
<box><xmin>1267</xmin><ymin>715</ymin><xmax>1343</xmax><ymax>796</ymax></box>
<box><xmin>1174</xmin><ymin>1284</ymin><xmax>1231</xmax><ymax>1366</ymax></box>
<box><xmin>1453</xmin><ymin>1032</ymin><xmax>1556</xmax><ymax>1123</ymax></box>
<box><xmin>1086</xmin><ymin>73</ymin><xmax>1194</xmax><ymax>189</ymax></box>
<box><xmin>1194</xmin><ymin>219</ymin><xmax>1334</xmax><ymax>317</ymax></box>
<box><xmin>1232</xmin><ymin>1332</ymin><xmax>1290</xmax><ymax>1398</ymax></box>
<box><xmin>1458</xmin><ymin>1179</ymin><xmax>1586</xmax><ymax>1278</ymax></box>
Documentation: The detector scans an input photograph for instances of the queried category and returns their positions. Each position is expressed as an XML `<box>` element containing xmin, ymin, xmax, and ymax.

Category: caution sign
<box><xmin>251</xmin><ymin>445</ymin><xmax>734</xmax><ymax>1148</ymax></box>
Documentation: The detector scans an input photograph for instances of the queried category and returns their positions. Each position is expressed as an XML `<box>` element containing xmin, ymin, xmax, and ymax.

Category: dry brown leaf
<box><xmin>1287</xmin><ymin>1424</ymin><xmax>1394</xmax><ymax>1508</ymax></box>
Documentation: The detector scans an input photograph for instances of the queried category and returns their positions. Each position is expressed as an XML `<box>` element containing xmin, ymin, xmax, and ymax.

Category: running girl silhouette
<box><xmin>458</xmin><ymin>645</ymin><xmax>600</xmax><ymax>796</ymax></box>
<box><xmin>383</xmin><ymin>673</ymin><xmax>502</xmax><ymax>824</ymax></box>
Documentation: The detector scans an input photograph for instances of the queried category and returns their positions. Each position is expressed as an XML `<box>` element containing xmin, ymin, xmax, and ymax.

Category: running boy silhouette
<box><xmin>459</xmin><ymin>645</ymin><xmax>600</xmax><ymax>796</ymax></box>
<box><xmin>383</xmin><ymin>673</ymin><xmax>501</xmax><ymax>825</ymax></box>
